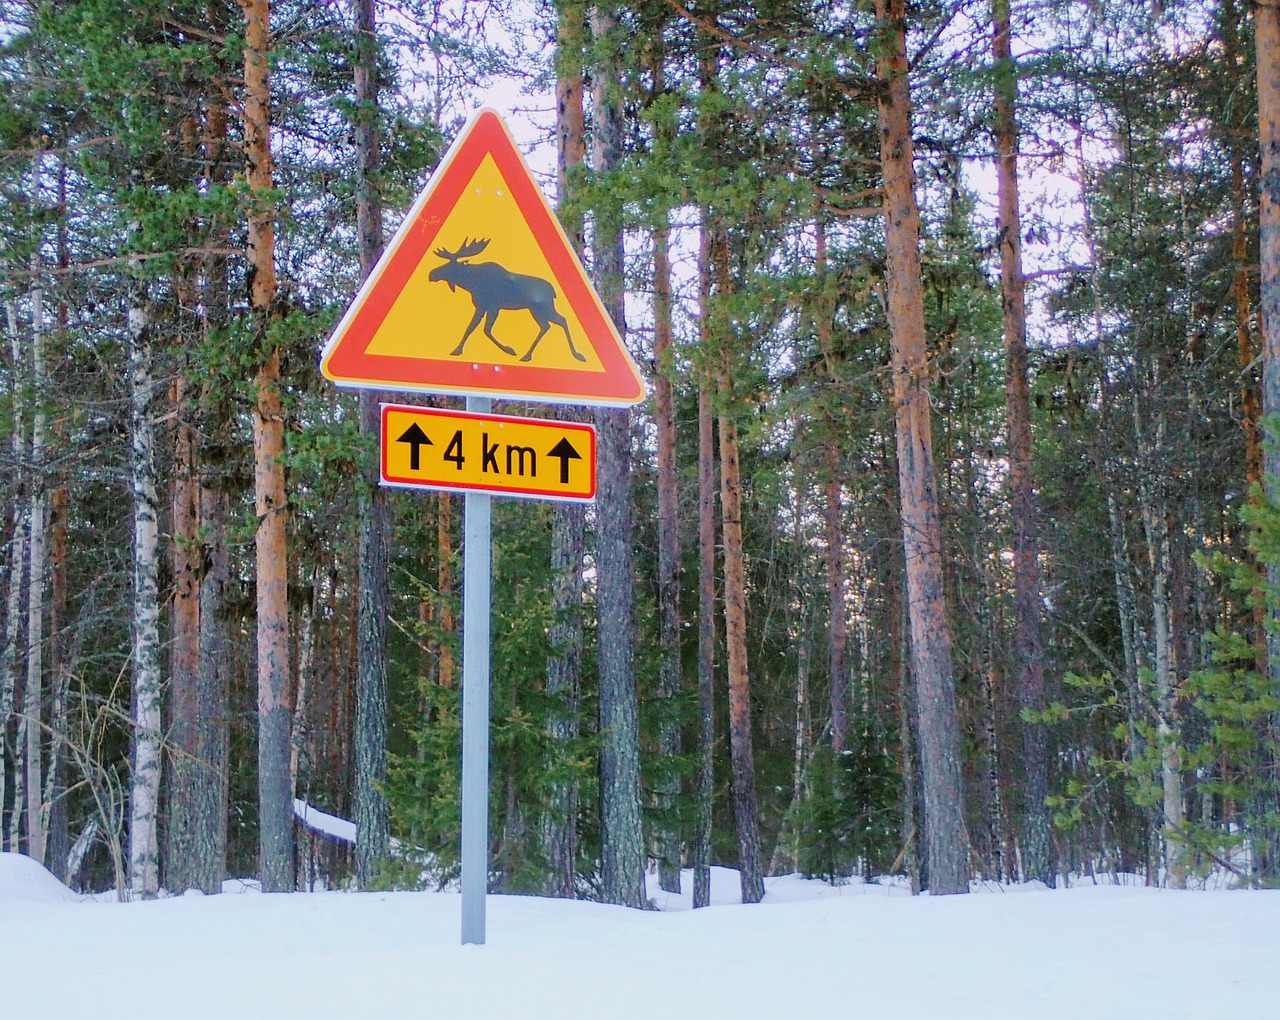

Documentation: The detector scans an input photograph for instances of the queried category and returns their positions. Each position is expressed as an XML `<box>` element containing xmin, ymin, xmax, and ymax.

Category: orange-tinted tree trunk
<box><xmin>244</xmin><ymin>0</ymin><xmax>293</xmax><ymax>892</ymax></box>
<box><xmin>875</xmin><ymin>0</ymin><xmax>969</xmax><ymax>894</ymax></box>
<box><xmin>992</xmin><ymin>0</ymin><xmax>1052</xmax><ymax>886</ymax></box>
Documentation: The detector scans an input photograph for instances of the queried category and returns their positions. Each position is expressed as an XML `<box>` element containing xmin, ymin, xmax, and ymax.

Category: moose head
<box><xmin>428</xmin><ymin>237</ymin><xmax>491</xmax><ymax>293</ymax></box>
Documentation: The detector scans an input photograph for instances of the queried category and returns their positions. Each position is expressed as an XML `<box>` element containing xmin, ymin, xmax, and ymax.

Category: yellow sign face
<box><xmin>364</xmin><ymin>154</ymin><xmax>605</xmax><ymax>375</ymax></box>
<box><xmin>321</xmin><ymin>109</ymin><xmax>645</xmax><ymax>406</ymax></box>
<box><xmin>381</xmin><ymin>404</ymin><xmax>596</xmax><ymax>503</ymax></box>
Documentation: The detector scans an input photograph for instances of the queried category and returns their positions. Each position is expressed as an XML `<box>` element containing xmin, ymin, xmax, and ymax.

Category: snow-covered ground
<box><xmin>2</xmin><ymin>852</ymin><xmax>1276</xmax><ymax>1019</ymax></box>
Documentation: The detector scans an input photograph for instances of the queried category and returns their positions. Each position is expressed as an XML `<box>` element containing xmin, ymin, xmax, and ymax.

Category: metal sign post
<box><xmin>460</xmin><ymin>394</ymin><xmax>492</xmax><ymax>945</ymax></box>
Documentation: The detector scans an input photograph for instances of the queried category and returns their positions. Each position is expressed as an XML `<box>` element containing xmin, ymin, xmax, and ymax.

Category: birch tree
<box><xmin>127</xmin><ymin>288</ymin><xmax>161</xmax><ymax>899</ymax></box>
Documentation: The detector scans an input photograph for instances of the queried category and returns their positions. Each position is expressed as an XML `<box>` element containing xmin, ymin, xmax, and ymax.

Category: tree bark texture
<box><xmin>709</xmin><ymin>219</ymin><xmax>764</xmax><ymax>905</ymax></box>
<box><xmin>592</xmin><ymin>4</ymin><xmax>646</xmax><ymax>909</ymax></box>
<box><xmin>875</xmin><ymin>0</ymin><xmax>969</xmax><ymax>894</ymax></box>
<box><xmin>25</xmin><ymin>245</ymin><xmax>46</xmax><ymax>866</ymax></box>
<box><xmin>693</xmin><ymin>330</ymin><xmax>717</xmax><ymax>910</ymax></box>
<box><xmin>2</xmin><ymin>301</ymin><xmax>28</xmax><ymax>853</ymax></box>
<box><xmin>992</xmin><ymin>0</ymin><xmax>1053</xmax><ymax>887</ymax></box>
<box><xmin>816</xmin><ymin>219</ymin><xmax>849</xmax><ymax>758</ymax></box>
<box><xmin>719</xmin><ymin>402</ymin><xmax>765</xmax><ymax>904</ymax></box>
<box><xmin>181</xmin><ymin>76</ymin><xmax>233</xmax><ymax>895</ymax></box>
<box><xmin>128</xmin><ymin>296</ymin><xmax>162</xmax><ymax>900</ymax></box>
<box><xmin>653</xmin><ymin>218</ymin><xmax>683</xmax><ymax>894</ymax></box>
<box><xmin>166</xmin><ymin>375</ymin><xmax>204</xmax><ymax>893</ymax></box>
<box><xmin>245</xmin><ymin>0</ymin><xmax>294</xmax><ymax>892</ymax></box>
<box><xmin>541</xmin><ymin>1</ymin><xmax>587</xmax><ymax>898</ymax></box>
<box><xmin>353</xmin><ymin>0</ymin><xmax>390</xmax><ymax>889</ymax></box>
<box><xmin>45</xmin><ymin>483</ymin><xmax>70</xmax><ymax>878</ymax></box>
<box><xmin>824</xmin><ymin>449</ymin><xmax>848</xmax><ymax>757</ymax></box>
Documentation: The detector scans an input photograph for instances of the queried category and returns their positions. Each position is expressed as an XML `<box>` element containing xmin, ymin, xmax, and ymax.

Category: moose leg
<box><xmin>520</xmin><ymin>322</ymin><xmax>550</xmax><ymax>363</ymax></box>
<box><xmin>481</xmin><ymin>311</ymin><xmax>517</xmax><ymax>356</ymax></box>
<box><xmin>521</xmin><ymin>309</ymin><xmax>586</xmax><ymax>363</ymax></box>
<box><xmin>450</xmin><ymin>307</ymin><xmax>485</xmax><ymax>357</ymax></box>
<box><xmin>554</xmin><ymin>312</ymin><xmax>587</xmax><ymax>362</ymax></box>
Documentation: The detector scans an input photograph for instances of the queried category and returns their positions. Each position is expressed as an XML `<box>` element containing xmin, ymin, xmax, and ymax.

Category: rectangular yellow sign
<box><xmin>381</xmin><ymin>404</ymin><xmax>596</xmax><ymax>503</ymax></box>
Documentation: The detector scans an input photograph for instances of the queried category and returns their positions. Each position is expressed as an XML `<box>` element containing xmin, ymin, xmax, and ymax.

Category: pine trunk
<box><xmin>693</xmin><ymin>341</ymin><xmax>717</xmax><ymax>909</ymax></box>
<box><xmin>653</xmin><ymin>218</ymin><xmax>683</xmax><ymax>893</ymax></box>
<box><xmin>541</xmin><ymin>1</ymin><xmax>587</xmax><ymax>898</ymax></box>
<box><xmin>875</xmin><ymin>0</ymin><xmax>969</xmax><ymax>894</ymax></box>
<box><xmin>353</xmin><ymin>0</ymin><xmax>390</xmax><ymax>888</ymax></box>
<box><xmin>708</xmin><ymin>208</ymin><xmax>765</xmax><ymax>903</ymax></box>
<box><xmin>815</xmin><ymin>219</ymin><xmax>849</xmax><ymax>759</ymax></box>
<box><xmin>719</xmin><ymin>400</ymin><xmax>765</xmax><ymax>904</ymax></box>
<box><xmin>824</xmin><ymin>450</ymin><xmax>848</xmax><ymax>757</ymax></box>
<box><xmin>166</xmin><ymin>374</ymin><xmax>203</xmax><ymax>892</ymax></box>
<box><xmin>992</xmin><ymin>0</ymin><xmax>1053</xmax><ymax>887</ymax></box>
<box><xmin>245</xmin><ymin>0</ymin><xmax>294</xmax><ymax>892</ymax></box>
<box><xmin>692</xmin><ymin>219</ymin><xmax>717</xmax><ymax>906</ymax></box>
<box><xmin>185</xmin><ymin>77</ymin><xmax>233</xmax><ymax>895</ymax></box>
<box><xmin>592</xmin><ymin>4</ymin><xmax>645</xmax><ymax>909</ymax></box>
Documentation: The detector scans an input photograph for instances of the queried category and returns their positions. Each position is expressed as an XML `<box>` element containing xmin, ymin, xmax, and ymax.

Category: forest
<box><xmin>1</xmin><ymin>0</ymin><xmax>1278</xmax><ymax>907</ymax></box>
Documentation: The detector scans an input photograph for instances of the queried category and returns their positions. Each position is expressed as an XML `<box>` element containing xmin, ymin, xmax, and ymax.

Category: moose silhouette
<box><xmin>428</xmin><ymin>238</ymin><xmax>587</xmax><ymax>363</ymax></box>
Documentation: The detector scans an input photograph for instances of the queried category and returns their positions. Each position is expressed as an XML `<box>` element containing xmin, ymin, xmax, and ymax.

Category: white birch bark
<box><xmin>1136</xmin><ymin>410</ymin><xmax>1185</xmax><ymax>889</ymax></box>
<box><xmin>127</xmin><ymin>295</ymin><xmax>162</xmax><ymax>899</ymax></box>
<box><xmin>25</xmin><ymin>266</ymin><xmax>47</xmax><ymax>866</ymax></box>
<box><xmin>1</xmin><ymin>300</ymin><xmax>27</xmax><ymax>853</ymax></box>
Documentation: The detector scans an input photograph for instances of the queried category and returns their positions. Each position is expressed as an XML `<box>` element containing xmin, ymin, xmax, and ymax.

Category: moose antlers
<box><xmin>433</xmin><ymin>237</ymin><xmax>491</xmax><ymax>261</ymax></box>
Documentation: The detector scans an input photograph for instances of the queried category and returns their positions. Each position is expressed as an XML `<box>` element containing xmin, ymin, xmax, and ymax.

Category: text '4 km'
<box><xmin>380</xmin><ymin>404</ymin><xmax>597</xmax><ymax>503</ymax></box>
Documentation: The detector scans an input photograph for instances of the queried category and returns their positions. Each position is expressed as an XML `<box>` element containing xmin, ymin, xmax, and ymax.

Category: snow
<box><xmin>1</xmin><ymin>852</ymin><xmax>1277</xmax><ymax>1019</ymax></box>
<box><xmin>294</xmin><ymin>798</ymin><xmax>356</xmax><ymax>844</ymax></box>
<box><xmin>0</xmin><ymin>851</ymin><xmax>75</xmax><ymax>903</ymax></box>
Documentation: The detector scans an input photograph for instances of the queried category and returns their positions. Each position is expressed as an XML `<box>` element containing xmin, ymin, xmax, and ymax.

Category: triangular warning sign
<box><xmin>321</xmin><ymin>109</ymin><xmax>646</xmax><ymax>407</ymax></box>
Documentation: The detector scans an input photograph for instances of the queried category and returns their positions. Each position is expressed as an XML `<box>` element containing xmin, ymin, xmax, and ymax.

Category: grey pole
<box><xmin>460</xmin><ymin>394</ymin><xmax>492</xmax><ymax>944</ymax></box>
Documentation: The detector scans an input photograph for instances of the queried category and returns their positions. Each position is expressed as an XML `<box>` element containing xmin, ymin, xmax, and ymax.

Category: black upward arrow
<box><xmin>397</xmin><ymin>422</ymin><xmax>433</xmax><ymax>471</ymax></box>
<box><xmin>547</xmin><ymin>437</ymin><xmax>582</xmax><ymax>485</ymax></box>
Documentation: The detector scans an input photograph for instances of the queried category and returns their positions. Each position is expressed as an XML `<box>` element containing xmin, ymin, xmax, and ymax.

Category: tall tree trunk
<box><xmin>166</xmin><ymin>373</ymin><xmax>203</xmax><ymax>893</ymax></box>
<box><xmin>890</xmin><ymin>558</ymin><xmax>921</xmax><ymax>893</ymax></box>
<box><xmin>25</xmin><ymin>167</ymin><xmax>47</xmax><ymax>865</ymax></box>
<box><xmin>44</xmin><ymin>483</ymin><xmax>69</xmax><ymax>878</ymax></box>
<box><xmin>353</xmin><ymin>0</ymin><xmax>389</xmax><ymax>889</ymax></box>
<box><xmin>874</xmin><ymin>0</ymin><xmax>969</xmax><ymax>894</ymax></box>
<box><xmin>992</xmin><ymin>0</ymin><xmax>1053</xmax><ymax>887</ymax></box>
<box><xmin>591</xmin><ymin>4</ymin><xmax>645</xmax><ymax>909</ymax></box>
<box><xmin>127</xmin><ymin>291</ymin><xmax>161</xmax><ymax>900</ymax></box>
<box><xmin>1136</xmin><ymin>411</ymin><xmax>1185</xmax><ymax>890</ymax></box>
<box><xmin>2</xmin><ymin>301</ymin><xmax>27</xmax><ymax>853</ymax></box>
<box><xmin>713</xmin><ymin>252</ymin><xmax>765</xmax><ymax>904</ymax></box>
<box><xmin>541</xmin><ymin>0</ymin><xmax>587</xmax><ymax>898</ymax></box>
<box><xmin>824</xmin><ymin>449</ymin><xmax>848</xmax><ymax>757</ymax></box>
<box><xmin>245</xmin><ymin>0</ymin><xmax>294</xmax><ymax>892</ymax></box>
<box><xmin>692</xmin><ymin>255</ymin><xmax>717</xmax><ymax>908</ymax></box>
<box><xmin>44</xmin><ymin>155</ymin><xmax>71</xmax><ymax>878</ymax></box>
<box><xmin>187</xmin><ymin>71</ymin><xmax>233</xmax><ymax>895</ymax></box>
<box><xmin>816</xmin><ymin>218</ymin><xmax>849</xmax><ymax>758</ymax></box>
<box><xmin>653</xmin><ymin>201</ymin><xmax>683</xmax><ymax>895</ymax></box>
<box><xmin>1259</xmin><ymin>0</ymin><xmax>1280</xmax><ymax>499</ymax></box>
